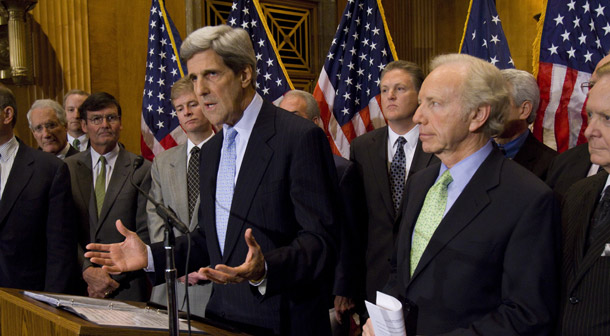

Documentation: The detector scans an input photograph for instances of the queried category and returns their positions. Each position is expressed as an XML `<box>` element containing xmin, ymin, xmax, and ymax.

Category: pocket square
<box><xmin>601</xmin><ymin>243</ymin><xmax>610</xmax><ymax>256</ymax></box>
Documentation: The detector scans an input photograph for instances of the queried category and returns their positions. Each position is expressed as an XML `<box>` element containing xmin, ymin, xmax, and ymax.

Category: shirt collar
<box><xmin>438</xmin><ymin>140</ymin><xmax>493</xmax><ymax>187</ymax></box>
<box><xmin>186</xmin><ymin>132</ymin><xmax>215</xmax><ymax>153</ymax></box>
<box><xmin>56</xmin><ymin>143</ymin><xmax>71</xmax><ymax>159</ymax></box>
<box><xmin>388</xmin><ymin>124</ymin><xmax>419</xmax><ymax>150</ymax></box>
<box><xmin>90</xmin><ymin>143</ymin><xmax>120</xmax><ymax>167</ymax></box>
<box><xmin>498</xmin><ymin>129</ymin><xmax>530</xmax><ymax>159</ymax></box>
<box><xmin>0</xmin><ymin>136</ymin><xmax>18</xmax><ymax>163</ymax></box>
<box><xmin>223</xmin><ymin>92</ymin><xmax>263</xmax><ymax>140</ymax></box>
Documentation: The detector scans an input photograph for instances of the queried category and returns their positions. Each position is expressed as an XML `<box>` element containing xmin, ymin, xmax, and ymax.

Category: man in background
<box><xmin>0</xmin><ymin>86</ymin><xmax>77</xmax><ymax>293</ymax></box>
<box><xmin>494</xmin><ymin>69</ymin><xmax>557</xmax><ymax>180</ymax></box>
<box><xmin>147</xmin><ymin>77</ymin><xmax>214</xmax><ymax>317</ymax></box>
<box><xmin>64</xmin><ymin>89</ymin><xmax>90</xmax><ymax>151</ymax></box>
<box><xmin>27</xmin><ymin>99</ymin><xmax>79</xmax><ymax>159</ymax></box>
<box><xmin>559</xmin><ymin>62</ymin><xmax>610</xmax><ymax>334</ymax></box>
<box><xmin>66</xmin><ymin>92</ymin><xmax>151</xmax><ymax>301</ymax></box>
<box><xmin>280</xmin><ymin>89</ymin><xmax>366</xmax><ymax>335</ymax></box>
<box><xmin>350</xmin><ymin>60</ymin><xmax>438</xmax><ymax>302</ymax></box>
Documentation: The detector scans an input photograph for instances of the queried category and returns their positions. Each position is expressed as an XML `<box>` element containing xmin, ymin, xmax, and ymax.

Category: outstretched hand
<box><xmin>197</xmin><ymin>228</ymin><xmax>265</xmax><ymax>285</ymax></box>
<box><xmin>84</xmin><ymin>220</ymin><xmax>148</xmax><ymax>274</ymax></box>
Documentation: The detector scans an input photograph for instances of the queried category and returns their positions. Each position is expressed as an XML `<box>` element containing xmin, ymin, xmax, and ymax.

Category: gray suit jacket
<box><xmin>147</xmin><ymin>143</ymin><xmax>200</xmax><ymax>243</ymax></box>
<box><xmin>65</xmin><ymin>147</ymin><xmax>152</xmax><ymax>301</ymax></box>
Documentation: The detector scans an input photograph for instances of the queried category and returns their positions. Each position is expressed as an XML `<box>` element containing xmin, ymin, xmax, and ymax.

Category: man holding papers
<box><xmin>364</xmin><ymin>54</ymin><xmax>557</xmax><ymax>335</ymax></box>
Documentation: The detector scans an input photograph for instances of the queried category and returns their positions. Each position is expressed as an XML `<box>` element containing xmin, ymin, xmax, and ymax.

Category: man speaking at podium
<box><xmin>86</xmin><ymin>25</ymin><xmax>340</xmax><ymax>336</ymax></box>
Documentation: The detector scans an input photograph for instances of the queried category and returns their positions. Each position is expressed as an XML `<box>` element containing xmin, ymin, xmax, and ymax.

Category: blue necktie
<box><xmin>216</xmin><ymin>127</ymin><xmax>238</xmax><ymax>255</ymax></box>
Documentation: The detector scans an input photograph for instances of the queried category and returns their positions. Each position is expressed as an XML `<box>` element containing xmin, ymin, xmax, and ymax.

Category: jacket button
<box><xmin>569</xmin><ymin>297</ymin><xmax>579</xmax><ymax>304</ymax></box>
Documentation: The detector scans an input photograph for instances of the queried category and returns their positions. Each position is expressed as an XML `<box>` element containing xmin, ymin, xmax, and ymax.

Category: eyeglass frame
<box><xmin>581</xmin><ymin>81</ymin><xmax>595</xmax><ymax>94</ymax></box>
<box><xmin>86</xmin><ymin>114</ymin><xmax>121</xmax><ymax>125</ymax></box>
<box><xmin>31</xmin><ymin>121</ymin><xmax>61</xmax><ymax>133</ymax></box>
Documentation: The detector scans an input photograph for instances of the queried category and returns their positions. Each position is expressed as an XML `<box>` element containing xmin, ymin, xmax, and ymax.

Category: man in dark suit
<box><xmin>85</xmin><ymin>25</ymin><xmax>339</xmax><ymax>335</ymax></box>
<box><xmin>280</xmin><ymin>89</ymin><xmax>367</xmax><ymax>331</ymax></box>
<box><xmin>27</xmin><ymin>99</ymin><xmax>79</xmax><ymax>159</ymax></box>
<box><xmin>559</xmin><ymin>62</ymin><xmax>610</xmax><ymax>334</ymax></box>
<box><xmin>363</xmin><ymin>54</ymin><xmax>557</xmax><ymax>335</ymax></box>
<box><xmin>64</xmin><ymin>90</ymin><xmax>90</xmax><ymax>151</ymax></box>
<box><xmin>494</xmin><ymin>69</ymin><xmax>557</xmax><ymax>180</ymax></box>
<box><xmin>65</xmin><ymin>92</ymin><xmax>151</xmax><ymax>301</ymax></box>
<box><xmin>545</xmin><ymin>54</ymin><xmax>610</xmax><ymax>201</ymax></box>
<box><xmin>0</xmin><ymin>86</ymin><xmax>77</xmax><ymax>293</ymax></box>
<box><xmin>350</xmin><ymin>60</ymin><xmax>438</xmax><ymax>301</ymax></box>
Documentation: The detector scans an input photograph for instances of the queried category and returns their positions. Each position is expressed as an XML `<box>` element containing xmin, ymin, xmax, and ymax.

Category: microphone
<box><xmin>131</xmin><ymin>155</ymin><xmax>190</xmax><ymax>234</ymax></box>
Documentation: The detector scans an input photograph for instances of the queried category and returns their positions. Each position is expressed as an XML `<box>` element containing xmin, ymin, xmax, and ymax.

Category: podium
<box><xmin>0</xmin><ymin>288</ymin><xmax>247</xmax><ymax>336</ymax></box>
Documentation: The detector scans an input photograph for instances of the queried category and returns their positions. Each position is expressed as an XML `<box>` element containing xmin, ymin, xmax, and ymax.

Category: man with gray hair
<box><xmin>494</xmin><ymin>69</ymin><xmax>556</xmax><ymax>180</ymax></box>
<box><xmin>363</xmin><ymin>54</ymin><xmax>557</xmax><ymax>335</ymax></box>
<box><xmin>85</xmin><ymin>25</ymin><xmax>340</xmax><ymax>335</ymax></box>
<box><xmin>27</xmin><ymin>99</ymin><xmax>79</xmax><ymax>159</ymax></box>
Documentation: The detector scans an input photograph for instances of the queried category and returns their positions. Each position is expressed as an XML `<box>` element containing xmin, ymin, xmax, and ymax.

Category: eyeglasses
<box><xmin>87</xmin><ymin>114</ymin><xmax>121</xmax><ymax>125</ymax></box>
<box><xmin>31</xmin><ymin>121</ymin><xmax>60</xmax><ymax>133</ymax></box>
<box><xmin>581</xmin><ymin>81</ymin><xmax>595</xmax><ymax>94</ymax></box>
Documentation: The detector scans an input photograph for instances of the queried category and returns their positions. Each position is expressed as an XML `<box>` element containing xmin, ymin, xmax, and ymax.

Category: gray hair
<box><xmin>283</xmin><ymin>90</ymin><xmax>320</xmax><ymax>120</ymax></box>
<box><xmin>430</xmin><ymin>54</ymin><xmax>509</xmax><ymax>137</ymax></box>
<box><xmin>501</xmin><ymin>69</ymin><xmax>540</xmax><ymax>124</ymax></box>
<box><xmin>27</xmin><ymin>99</ymin><xmax>67</xmax><ymax>128</ymax></box>
<box><xmin>180</xmin><ymin>25</ymin><xmax>256</xmax><ymax>89</ymax></box>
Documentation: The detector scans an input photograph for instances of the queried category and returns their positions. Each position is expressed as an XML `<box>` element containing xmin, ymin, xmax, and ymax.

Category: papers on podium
<box><xmin>24</xmin><ymin>291</ymin><xmax>205</xmax><ymax>333</ymax></box>
<box><xmin>365</xmin><ymin>291</ymin><xmax>406</xmax><ymax>336</ymax></box>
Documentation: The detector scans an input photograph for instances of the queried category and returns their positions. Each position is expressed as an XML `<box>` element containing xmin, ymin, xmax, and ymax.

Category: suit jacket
<box><xmin>147</xmin><ymin>143</ymin><xmax>200</xmax><ymax>243</ymax></box>
<box><xmin>385</xmin><ymin>149</ymin><xmax>557</xmax><ymax>335</ymax></box>
<box><xmin>0</xmin><ymin>139</ymin><xmax>77</xmax><ymax>293</ymax></box>
<box><xmin>546</xmin><ymin>143</ymin><xmax>594</xmax><ymax>204</ymax></box>
<box><xmin>332</xmin><ymin>154</ymin><xmax>367</xmax><ymax>299</ymax></box>
<box><xmin>513</xmin><ymin>132</ymin><xmax>557</xmax><ymax>180</ymax></box>
<box><xmin>349</xmin><ymin>125</ymin><xmax>439</xmax><ymax>300</ymax></box>
<box><xmin>559</xmin><ymin>170</ymin><xmax>610</xmax><ymax>334</ymax></box>
<box><xmin>65</xmin><ymin>144</ymin><xmax>80</xmax><ymax>158</ymax></box>
<box><xmin>65</xmin><ymin>147</ymin><xmax>152</xmax><ymax>301</ymax></box>
<box><xmin>150</xmin><ymin>100</ymin><xmax>340</xmax><ymax>335</ymax></box>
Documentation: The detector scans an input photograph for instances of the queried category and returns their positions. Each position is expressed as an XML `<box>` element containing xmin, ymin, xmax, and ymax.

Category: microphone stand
<box><xmin>130</xmin><ymin>156</ymin><xmax>190</xmax><ymax>336</ymax></box>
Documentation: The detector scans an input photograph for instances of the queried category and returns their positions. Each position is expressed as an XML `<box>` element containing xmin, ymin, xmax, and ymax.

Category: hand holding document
<box><xmin>365</xmin><ymin>291</ymin><xmax>406</xmax><ymax>336</ymax></box>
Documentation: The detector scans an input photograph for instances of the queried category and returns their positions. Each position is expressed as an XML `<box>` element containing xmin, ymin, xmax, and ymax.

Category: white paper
<box><xmin>24</xmin><ymin>291</ymin><xmax>204</xmax><ymax>333</ymax></box>
<box><xmin>365</xmin><ymin>291</ymin><xmax>406</xmax><ymax>336</ymax></box>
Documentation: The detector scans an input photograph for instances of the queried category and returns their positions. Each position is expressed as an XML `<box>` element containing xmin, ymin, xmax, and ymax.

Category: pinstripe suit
<box><xmin>150</xmin><ymin>100</ymin><xmax>340</xmax><ymax>335</ymax></box>
<box><xmin>559</xmin><ymin>169</ymin><xmax>610</xmax><ymax>335</ymax></box>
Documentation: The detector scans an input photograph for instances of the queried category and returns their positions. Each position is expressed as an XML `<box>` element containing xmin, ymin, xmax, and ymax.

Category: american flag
<box><xmin>534</xmin><ymin>0</ymin><xmax>610</xmax><ymax>152</ymax></box>
<box><xmin>140</xmin><ymin>0</ymin><xmax>187</xmax><ymax>161</ymax></box>
<box><xmin>459</xmin><ymin>0</ymin><xmax>514</xmax><ymax>69</ymax></box>
<box><xmin>313</xmin><ymin>0</ymin><xmax>397</xmax><ymax>158</ymax></box>
<box><xmin>227</xmin><ymin>0</ymin><xmax>294</xmax><ymax>103</ymax></box>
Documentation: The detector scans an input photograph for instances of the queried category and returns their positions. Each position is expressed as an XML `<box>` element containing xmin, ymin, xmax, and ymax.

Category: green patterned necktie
<box><xmin>95</xmin><ymin>156</ymin><xmax>107</xmax><ymax>217</ymax></box>
<box><xmin>73</xmin><ymin>138</ymin><xmax>80</xmax><ymax>150</ymax></box>
<box><xmin>410</xmin><ymin>170</ymin><xmax>453</xmax><ymax>276</ymax></box>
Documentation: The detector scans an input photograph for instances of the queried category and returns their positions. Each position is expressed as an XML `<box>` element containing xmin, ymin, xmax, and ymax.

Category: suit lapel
<box><xmin>400</xmin><ymin>165</ymin><xmax>439</xmax><ymax>286</ymax></box>
<box><xmin>169</xmin><ymin>144</ymin><xmax>190</xmax><ymax>223</ymax></box>
<box><xmin>367</xmin><ymin>126</ymin><xmax>395</xmax><ymax>217</ymax></box>
<box><xmin>222</xmin><ymin>101</ymin><xmax>274</xmax><ymax>262</ymax></box>
<box><xmin>569</xmin><ymin>172</ymin><xmax>608</xmax><ymax>291</ymax></box>
<box><xmin>200</xmin><ymin>131</ymin><xmax>223</xmax><ymax>261</ymax></box>
<box><xmin>0</xmin><ymin>142</ymin><xmax>33</xmax><ymax>226</ymax></box>
<box><xmin>95</xmin><ymin>149</ymin><xmax>130</xmax><ymax>235</ymax></box>
<box><xmin>409</xmin><ymin>150</ymin><xmax>501</xmax><ymax>282</ymax></box>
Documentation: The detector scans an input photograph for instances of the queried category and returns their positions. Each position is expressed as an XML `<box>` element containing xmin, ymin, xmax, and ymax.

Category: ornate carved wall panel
<box><xmin>204</xmin><ymin>0</ymin><xmax>320</xmax><ymax>91</ymax></box>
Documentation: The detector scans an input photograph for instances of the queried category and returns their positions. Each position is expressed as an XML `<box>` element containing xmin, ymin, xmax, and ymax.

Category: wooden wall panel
<box><xmin>9</xmin><ymin>0</ymin><xmax>90</xmax><ymax>147</ymax></box>
<box><xmin>88</xmin><ymin>0</ymin><xmax>186</xmax><ymax>154</ymax></box>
